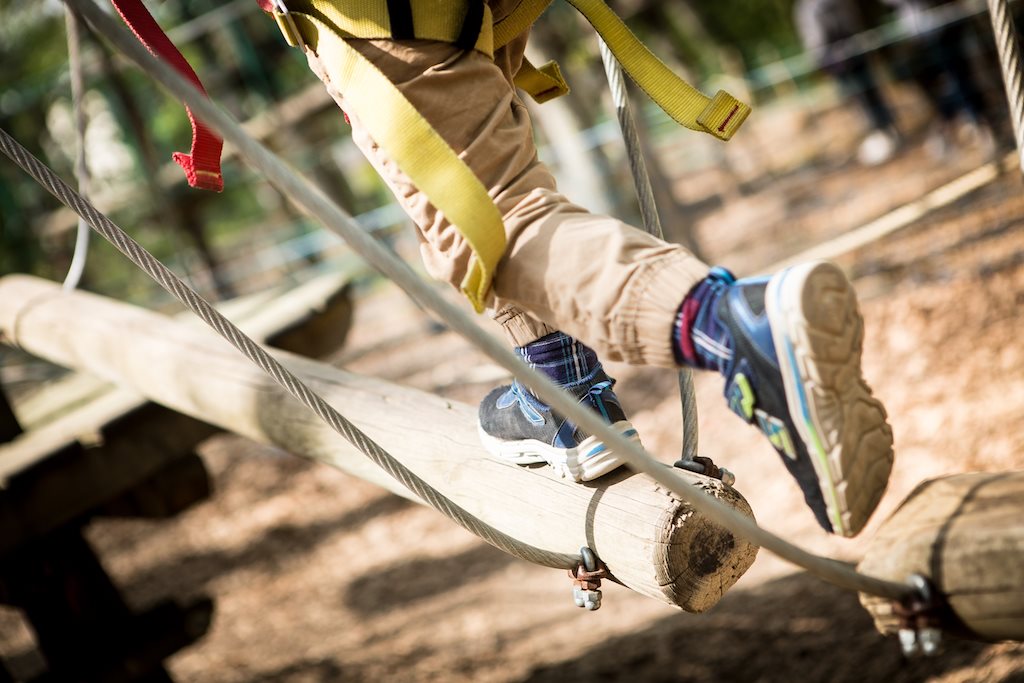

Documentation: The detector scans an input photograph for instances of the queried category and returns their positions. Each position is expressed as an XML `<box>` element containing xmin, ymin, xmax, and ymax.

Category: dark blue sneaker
<box><xmin>716</xmin><ymin>261</ymin><xmax>893</xmax><ymax>536</ymax></box>
<box><xmin>477</xmin><ymin>369</ymin><xmax>640</xmax><ymax>482</ymax></box>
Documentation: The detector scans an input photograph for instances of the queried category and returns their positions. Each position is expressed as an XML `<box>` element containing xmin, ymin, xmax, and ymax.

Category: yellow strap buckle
<box><xmin>271</xmin><ymin>0</ymin><xmax>304</xmax><ymax>48</ymax></box>
<box><xmin>514</xmin><ymin>58</ymin><xmax>570</xmax><ymax>103</ymax></box>
<box><xmin>696</xmin><ymin>90</ymin><xmax>752</xmax><ymax>141</ymax></box>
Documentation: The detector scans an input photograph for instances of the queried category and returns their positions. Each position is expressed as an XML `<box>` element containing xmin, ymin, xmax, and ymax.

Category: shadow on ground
<box><xmin>343</xmin><ymin>544</ymin><xmax>514</xmax><ymax>616</ymax></box>
<box><xmin>519</xmin><ymin>571</ymin><xmax>1016</xmax><ymax>683</ymax></box>
<box><xmin>120</xmin><ymin>493</ymin><xmax>414</xmax><ymax>598</ymax></box>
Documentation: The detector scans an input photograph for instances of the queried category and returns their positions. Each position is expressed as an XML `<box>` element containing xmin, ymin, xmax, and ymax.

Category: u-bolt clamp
<box><xmin>570</xmin><ymin>547</ymin><xmax>608</xmax><ymax>611</ymax></box>
<box><xmin>674</xmin><ymin>455</ymin><xmax>736</xmax><ymax>487</ymax></box>
<box><xmin>895</xmin><ymin>574</ymin><xmax>944</xmax><ymax>656</ymax></box>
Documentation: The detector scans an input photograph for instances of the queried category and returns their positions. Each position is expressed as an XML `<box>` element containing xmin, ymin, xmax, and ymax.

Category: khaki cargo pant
<box><xmin>305</xmin><ymin>2</ymin><xmax>710</xmax><ymax>368</ymax></box>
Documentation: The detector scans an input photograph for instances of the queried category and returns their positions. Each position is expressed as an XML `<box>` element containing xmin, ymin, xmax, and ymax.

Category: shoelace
<box><xmin>508</xmin><ymin>380</ymin><xmax>547</xmax><ymax>425</ymax></box>
<box><xmin>587</xmin><ymin>380</ymin><xmax>614</xmax><ymax>422</ymax></box>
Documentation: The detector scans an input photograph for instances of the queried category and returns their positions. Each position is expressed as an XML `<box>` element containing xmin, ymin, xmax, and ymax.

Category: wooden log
<box><xmin>14</xmin><ymin>270</ymin><xmax>353</xmax><ymax>430</ymax></box>
<box><xmin>0</xmin><ymin>272</ymin><xmax>351</xmax><ymax>556</ymax></box>
<box><xmin>858</xmin><ymin>471</ymin><xmax>1024</xmax><ymax>641</ymax></box>
<box><xmin>0</xmin><ymin>274</ymin><xmax>758</xmax><ymax>612</ymax></box>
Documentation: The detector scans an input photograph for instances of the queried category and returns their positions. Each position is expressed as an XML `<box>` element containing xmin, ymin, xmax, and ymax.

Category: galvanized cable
<box><xmin>598</xmin><ymin>38</ymin><xmax>700</xmax><ymax>466</ymax></box>
<box><xmin>59</xmin><ymin>0</ymin><xmax>916</xmax><ymax>603</ymax></box>
<box><xmin>987</xmin><ymin>0</ymin><xmax>1024</xmax><ymax>171</ymax></box>
<box><xmin>62</xmin><ymin>4</ymin><xmax>92</xmax><ymax>291</ymax></box>
<box><xmin>0</xmin><ymin>127</ymin><xmax>582</xmax><ymax>572</ymax></box>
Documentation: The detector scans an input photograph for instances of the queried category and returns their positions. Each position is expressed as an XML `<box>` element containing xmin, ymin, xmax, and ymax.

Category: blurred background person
<box><xmin>795</xmin><ymin>0</ymin><xmax>903</xmax><ymax>166</ymax></box>
<box><xmin>883</xmin><ymin>0</ymin><xmax>998</xmax><ymax>157</ymax></box>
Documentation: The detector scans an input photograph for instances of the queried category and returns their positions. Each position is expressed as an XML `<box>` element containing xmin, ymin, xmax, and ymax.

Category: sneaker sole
<box><xmin>477</xmin><ymin>421</ymin><xmax>638</xmax><ymax>483</ymax></box>
<box><xmin>765</xmin><ymin>261</ymin><xmax>894</xmax><ymax>537</ymax></box>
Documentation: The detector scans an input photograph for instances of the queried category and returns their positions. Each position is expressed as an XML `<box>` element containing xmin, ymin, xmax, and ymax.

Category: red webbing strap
<box><xmin>109</xmin><ymin>0</ymin><xmax>224</xmax><ymax>191</ymax></box>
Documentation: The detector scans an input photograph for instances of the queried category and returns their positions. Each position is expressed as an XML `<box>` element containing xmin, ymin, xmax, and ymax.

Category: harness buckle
<box><xmin>272</xmin><ymin>0</ymin><xmax>304</xmax><ymax>48</ymax></box>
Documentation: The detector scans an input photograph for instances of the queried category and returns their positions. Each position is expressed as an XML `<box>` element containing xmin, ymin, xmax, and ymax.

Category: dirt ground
<box><xmin>4</xmin><ymin>107</ymin><xmax>1024</xmax><ymax>681</ymax></box>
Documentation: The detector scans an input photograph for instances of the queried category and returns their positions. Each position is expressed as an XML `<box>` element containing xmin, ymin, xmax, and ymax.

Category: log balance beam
<box><xmin>858</xmin><ymin>471</ymin><xmax>1024</xmax><ymax>642</ymax></box>
<box><xmin>0</xmin><ymin>271</ymin><xmax>353</xmax><ymax>557</ymax></box>
<box><xmin>0</xmin><ymin>273</ymin><xmax>352</xmax><ymax>680</ymax></box>
<box><xmin>0</xmin><ymin>275</ymin><xmax>758</xmax><ymax>612</ymax></box>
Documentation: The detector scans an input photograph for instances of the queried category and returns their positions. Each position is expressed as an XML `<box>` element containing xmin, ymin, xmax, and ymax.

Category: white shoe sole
<box><xmin>478</xmin><ymin>420</ymin><xmax>638</xmax><ymax>483</ymax></box>
<box><xmin>765</xmin><ymin>261</ymin><xmax>894</xmax><ymax>537</ymax></box>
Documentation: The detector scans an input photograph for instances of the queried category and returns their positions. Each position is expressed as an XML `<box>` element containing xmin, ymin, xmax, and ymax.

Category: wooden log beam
<box><xmin>13</xmin><ymin>270</ymin><xmax>352</xmax><ymax>430</ymax></box>
<box><xmin>0</xmin><ymin>272</ymin><xmax>352</xmax><ymax>557</ymax></box>
<box><xmin>858</xmin><ymin>471</ymin><xmax>1024</xmax><ymax>642</ymax></box>
<box><xmin>0</xmin><ymin>275</ymin><xmax>758</xmax><ymax>612</ymax></box>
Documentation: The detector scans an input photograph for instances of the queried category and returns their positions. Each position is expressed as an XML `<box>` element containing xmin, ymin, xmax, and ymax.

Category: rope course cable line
<box><xmin>62</xmin><ymin>4</ymin><xmax>92</xmax><ymax>291</ymax></box>
<box><xmin>37</xmin><ymin>0</ymin><xmax>917</xmax><ymax>604</ymax></box>
<box><xmin>598</xmin><ymin>38</ymin><xmax>703</xmax><ymax>470</ymax></box>
<box><xmin>0</xmin><ymin>126</ymin><xmax>587</xmax><ymax>573</ymax></box>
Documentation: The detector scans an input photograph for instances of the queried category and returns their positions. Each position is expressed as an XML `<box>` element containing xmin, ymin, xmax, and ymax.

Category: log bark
<box><xmin>858</xmin><ymin>471</ymin><xmax>1024</xmax><ymax>641</ymax></box>
<box><xmin>0</xmin><ymin>275</ymin><xmax>758</xmax><ymax>612</ymax></box>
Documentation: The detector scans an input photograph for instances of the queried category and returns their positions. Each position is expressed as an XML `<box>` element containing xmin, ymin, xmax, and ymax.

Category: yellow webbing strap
<box><xmin>269</xmin><ymin>0</ymin><xmax>750</xmax><ymax>310</ymax></box>
<box><xmin>492</xmin><ymin>0</ymin><xmax>553</xmax><ymax>48</ymax></box>
<box><xmin>493</xmin><ymin>0</ymin><xmax>750</xmax><ymax>140</ymax></box>
<box><xmin>565</xmin><ymin>0</ymin><xmax>750</xmax><ymax>140</ymax></box>
<box><xmin>280</xmin><ymin>8</ymin><xmax>505</xmax><ymax>312</ymax></box>
<box><xmin>289</xmin><ymin>0</ymin><xmax>495</xmax><ymax>56</ymax></box>
<box><xmin>514</xmin><ymin>58</ymin><xmax>570</xmax><ymax>103</ymax></box>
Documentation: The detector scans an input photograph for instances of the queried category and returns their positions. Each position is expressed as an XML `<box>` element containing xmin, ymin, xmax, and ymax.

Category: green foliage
<box><xmin>691</xmin><ymin>0</ymin><xmax>802</xmax><ymax>68</ymax></box>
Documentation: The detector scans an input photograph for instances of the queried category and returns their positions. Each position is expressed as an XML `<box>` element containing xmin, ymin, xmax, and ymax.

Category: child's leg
<box><xmin>477</xmin><ymin>326</ymin><xmax>640</xmax><ymax>482</ymax></box>
<box><xmin>305</xmin><ymin>38</ymin><xmax>708</xmax><ymax>367</ymax></box>
<box><xmin>303</xmin><ymin>36</ymin><xmax>891</xmax><ymax>536</ymax></box>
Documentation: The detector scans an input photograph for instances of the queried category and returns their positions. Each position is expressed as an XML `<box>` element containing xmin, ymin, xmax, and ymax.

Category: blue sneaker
<box><xmin>714</xmin><ymin>261</ymin><xmax>893</xmax><ymax>536</ymax></box>
<box><xmin>477</xmin><ymin>369</ymin><xmax>640</xmax><ymax>482</ymax></box>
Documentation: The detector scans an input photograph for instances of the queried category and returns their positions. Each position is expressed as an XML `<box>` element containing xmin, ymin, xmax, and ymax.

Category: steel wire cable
<box><xmin>62</xmin><ymin>5</ymin><xmax>92</xmax><ymax>291</ymax></box>
<box><xmin>598</xmin><ymin>37</ymin><xmax>701</xmax><ymax>467</ymax></box>
<box><xmin>48</xmin><ymin>0</ymin><xmax>916</xmax><ymax>603</ymax></box>
<box><xmin>988</xmin><ymin>0</ymin><xmax>1024</xmax><ymax>171</ymax></box>
<box><xmin>0</xmin><ymin>126</ymin><xmax>584</xmax><ymax>571</ymax></box>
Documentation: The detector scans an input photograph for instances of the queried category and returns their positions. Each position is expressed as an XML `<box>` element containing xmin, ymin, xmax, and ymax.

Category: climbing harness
<box><xmin>99</xmin><ymin>0</ymin><xmax>751</xmax><ymax>312</ymax></box>
<box><xmin>258</xmin><ymin>0</ymin><xmax>751</xmax><ymax>311</ymax></box>
<box><xmin>48</xmin><ymin>0</ymin><xmax>924</xmax><ymax>619</ymax></box>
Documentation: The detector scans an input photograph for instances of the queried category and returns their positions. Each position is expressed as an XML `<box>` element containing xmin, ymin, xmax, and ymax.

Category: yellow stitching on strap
<box><xmin>287</xmin><ymin>10</ymin><xmax>505</xmax><ymax>311</ymax></box>
<box><xmin>564</xmin><ymin>0</ymin><xmax>750</xmax><ymax>140</ymax></box>
<box><xmin>514</xmin><ymin>58</ymin><xmax>570</xmax><ymax>103</ymax></box>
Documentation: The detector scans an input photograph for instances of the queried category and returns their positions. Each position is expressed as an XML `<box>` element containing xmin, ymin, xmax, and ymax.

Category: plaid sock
<box><xmin>515</xmin><ymin>331</ymin><xmax>602</xmax><ymax>398</ymax></box>
<box><xmin>672</xmin><ymin>266</ymin><xmax>737</xmax><ymax>372</ymax></box>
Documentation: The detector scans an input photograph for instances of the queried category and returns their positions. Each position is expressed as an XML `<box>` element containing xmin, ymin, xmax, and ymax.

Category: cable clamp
<box><xmin>674</xmin><ymin>455</ymin><xmax>735</xmax><ymax>487</ymax></box>
<box><xmin>569</xmin><ymin>546</ymin><xmax>608</xmax><ymax>611</ymax></box>
<box><xmin>895</xmin><ymin>574</ymin><xmax>944</xmax><ymax>656</ymax></box>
